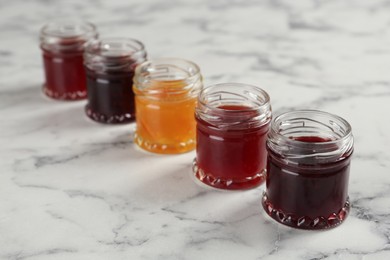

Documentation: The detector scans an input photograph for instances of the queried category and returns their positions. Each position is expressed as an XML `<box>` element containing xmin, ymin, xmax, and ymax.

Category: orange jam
<box><xmin>134</xmin><ymin>77</ymin><xmax>200</xmax><ymax>154</ymax></box>
<box><xmin>133</xmin><ymin>59</ymin><xmax>202</xmax><ymax>154</ymax></box>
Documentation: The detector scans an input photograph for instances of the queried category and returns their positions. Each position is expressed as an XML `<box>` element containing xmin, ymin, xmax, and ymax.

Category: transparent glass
<box><xmin>40</xmin><ymin>20</ymin><xmax>97</xmax><ymax>100</ymax></box>
<box><xmin>133</xmin><ymin>58</ymin><xmax>203</xmax><ymax>154</ymax></box>
<box><xmin>262</xmin><ymin>110</ymin><xmax>354</xmax><ymax>230</ymax></box>
<box><xmin>193</xmin><ymin>83</ymin><xmax>272</xmax><ymax>190</ymax></box>
<box><xmin>84</xmin><ymin>38</ymin><xmax>147</xmax><ymax>124</ymax></box>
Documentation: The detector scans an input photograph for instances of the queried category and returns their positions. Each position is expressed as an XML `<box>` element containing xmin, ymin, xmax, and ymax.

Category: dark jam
<box><xmin>262</xmin><ymin>136</ymin><xmax>351</xmax><ymax>230</ymax></box>
<box><xmin>42</xmin><ymin>49</ymin><xmax>87</xmax><ymax>100</ymax></box>
<box><xmin>291</xmin><ymin>136</ymin><xmax>331</xmax><ymax>142</ymax></box>
<box><xmin>85</xmin><ymin>68</ymin><xmax>136</xmax><ymax>124</ymax></box>
<box><xmin>194</xmin><ymin>105</ymin><xmax>270</xmax><ymax>190</ymax></box>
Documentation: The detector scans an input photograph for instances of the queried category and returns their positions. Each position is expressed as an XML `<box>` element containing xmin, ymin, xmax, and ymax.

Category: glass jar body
<box><xmin>84</xmin><ymin>38</ymin><xmax>147</xmax><ymax>124</ymax></box>
<box><xmin>40</xmin><ymin>21</ymin><xmax>97</xmax><ymax>100</ymax></box>
<box><xmin>133</xmin><ymin>59</ymin><xmax>202</xmax><ymax>153</ymax></box>
<box><xmin>262</xmin><ymin>110</ymin><xmax>354</xmax><ymax>230</ymax></box>
<box><xmin>193</xmin><ymin>83</ymin><xmax>272</xmax><ymax>190</ymax></box>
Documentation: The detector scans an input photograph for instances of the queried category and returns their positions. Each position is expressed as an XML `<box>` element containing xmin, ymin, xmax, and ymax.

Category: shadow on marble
<box><xmin>2</xmin><ymin>85</ymin><xmax>92</xmax><ymax>127</ymax></box>
<box><xmin>131</xmin><ymin>162</ymin><xmax>202</xmax><ymax>203</ymax></box>
<box><xmin>1</xmin><ymin>85</ymin><xmax>66</xmax><ymax>107</ymax></box>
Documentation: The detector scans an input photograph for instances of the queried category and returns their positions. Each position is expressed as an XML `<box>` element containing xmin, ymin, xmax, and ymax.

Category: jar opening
<box><xmin>133</xmin><ymin>58</ymin><xmax>202</xmax><ymax>97</ymax></box>
<box><xmin>85</xmin><ymin>38</ymin><xmax>144</xmax><ymax>58</ymax></box>
<box><xmin>196</xmin><ymin>83</ymin><xmax>272</xmax><ymax>129</ymax></box>
<box><xmin>199</xmin><ymin>83</ymin><xmax>270</xmax><ymax>111</ymax></box>
<box><xmin>84</xmin><ymin>38</ymin><xmax>147</xmax><ymax>72</ymax></box>
<box><xmin>42</xmin><ymin>23</ymin><xmax>94</xmax><ymax>38</ymax></box>
<box><xmin>277</xmin><ymin>117</ymin><xmax>349</xmax><ymax>142</ymax></box>
<box><xmin>40</xmin><ymin>20</ymin><xmax>97</xmax><ymax>52</ymax></box>
<box><xmin>267</xmin><ymin>110</ymin><xmax>354</xmax><ymax>165</ymax></box>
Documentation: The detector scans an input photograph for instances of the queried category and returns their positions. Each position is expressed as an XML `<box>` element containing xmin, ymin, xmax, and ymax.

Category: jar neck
<box><xmin>133</xmin><ymin>58</ymin><xmax>202</xmax><ymax>100</ymax></box>
<box><xmin>40</xmin><ymin>21</ymin><xmax>97</xmax><ymax>52</ymax></box>
<box><xmin>84</xmin><ymin>38</ymin><xmax>146</xmax><ymax>73</ymax></box>
<box><xmin>267</xmin><ymin>110</ymin><xmax>354</xmax><ymax>165</ymax></box>
<box><xmin>195</xmin><ymin>83</ymin><xmax>272</xmax><ymax>130</ymax></box>
<box><xmin>196</xmin><ymin>103</ymin><xmax>271</xmax><ymax>130</ymax></box>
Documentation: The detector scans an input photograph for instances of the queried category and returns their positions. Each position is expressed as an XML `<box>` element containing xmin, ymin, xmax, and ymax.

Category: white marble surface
<box><xmin>1</xmin><ymin>0</ymin><xmax>390</xmax><ymax>259</ymax></box>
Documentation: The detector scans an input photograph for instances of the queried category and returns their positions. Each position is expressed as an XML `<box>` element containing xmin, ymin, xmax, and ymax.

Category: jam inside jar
<box><xmin>133</xmin><ymin>58</ymin><xmax>203</xmax><ymax>154</ymax></box>
<box><xmin>84</xmin><ymin>38</ymin><xmax>147</xmax><ymax>124</ymax></box>
<box><xmin>40</xmin><ymin>20</ymin><xmax>97</xmax><ymax>100</ymax></box>
<box><xmin>193</xmin><ymin>83</ymin><xmax>272</xmax><ymax>190</ymax></box>
<box><xmin>262</xmin><ymin>110</ymin><xmax>354</xmax><ymax>230</ymax></box>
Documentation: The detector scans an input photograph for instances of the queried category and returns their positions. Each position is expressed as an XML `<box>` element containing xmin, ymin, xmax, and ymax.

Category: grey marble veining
<box><xmin>1</xmin><ymin>0</ymin><xmax>390</xmax><ymax>259</ymax></box>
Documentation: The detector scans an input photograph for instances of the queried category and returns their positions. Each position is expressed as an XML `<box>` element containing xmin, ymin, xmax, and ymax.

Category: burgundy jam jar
<box><xmin>40</xmin><ymin>20</ymin><xmax>97</xmax><ymax>100</ymax></box>
<box><xmin>193</xmin><ymin>83</ymin><xmax>272</xmax><ymax>190</ymax></box>
<box><xmin>262</xmin><ymin>110</ymin><xmax>354</xmax><ymax>230</ymax></box>
<box><xmin>84</xmin><ymin>38</ymin><xmax>147</xmax><ymax>124</ymax></box>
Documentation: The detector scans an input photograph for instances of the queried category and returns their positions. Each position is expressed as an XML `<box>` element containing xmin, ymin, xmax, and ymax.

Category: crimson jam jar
<box><xmin>40</xmin><ymin>20</ymin><xmax>97</xmax><ymax>100</ymax></box>
<box><xmin>193</xmin><ymin>83</ymin><xmax>272</xmax><ymax>190</ymax></box>
<box><xmin>84</xmin><ymin>38</ymin><xmax>147</xmax><ymax>124</ymax></box>
<box><xmin>262</xmin><ymin>110</ymin><xmax>354</xmax><ymax>230</ymax></box>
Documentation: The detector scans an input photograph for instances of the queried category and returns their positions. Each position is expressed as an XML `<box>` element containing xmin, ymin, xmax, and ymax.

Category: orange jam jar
<box><xmin>133</xmin><ymin>58</ymin><xmax>203</xmax><ymax>154</ymax></box>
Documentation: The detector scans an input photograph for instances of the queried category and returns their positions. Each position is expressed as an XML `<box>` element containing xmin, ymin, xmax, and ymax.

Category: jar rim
<box><xmin>40</xmin><ymin>20</ymin><xmax>97</xmax><ymax>52</ymax></box>
<box><xmin>271</xmin><ymin>109</ymin><xmax>352</xmax><ymax>144</ymax></box>
<box><xmin>135</xmin><ymin>58</ymin><xmax>200</xmax><ymax>78</ymax></box>
<box><xmin>196</xmin><ymin>83</ymin><xmax>272</xmax><ymax>130</ymax></box>
<box><xmin>41</xmin><ymin>20</ymin><xmax>96</xmax><ymax>39</ymax></box>
<box><xmin>85</xmin><ymin>38</ymin><xmax>145</xmax><ymax>57</ymax></box>
<box><xmin>198</xmin><ymin>83</ymin><xmax>271</xmax><ymax>113</ymax></box>
<box><xmin>267</xmin><ymin>109</ymin><xmax>354</xmax><ymax>164</ymax></box>
<box><xmin>133</xmin><ymin>58</ymin><xmax>202</xmax><ymax>96</ymax></box>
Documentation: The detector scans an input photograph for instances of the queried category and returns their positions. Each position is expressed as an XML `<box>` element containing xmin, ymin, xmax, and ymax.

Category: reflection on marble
<box><xmin>1</xmin><ymin>0</ymin><xmax>390</xmax><ymax>259</ymax></box>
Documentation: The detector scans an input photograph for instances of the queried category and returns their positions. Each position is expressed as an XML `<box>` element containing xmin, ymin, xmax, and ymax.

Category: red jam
<box><xmin>40</xmin><ymin>22</ymin><xmax>97</xmax><ymax>100</ymax></box>
<box><xmin>262</xmin><ymin>136</ymin><xmax>351</xmax><ymax>229</ymax></box>
<box><xmin>42</xmin><ymin>48</ymin><xmax>87</xmax><ymax>100</ymax></box>
<box><xmin>194</xmin><ymin>105</ymin><xmax>270</xmax><ymax>190</ymax></box>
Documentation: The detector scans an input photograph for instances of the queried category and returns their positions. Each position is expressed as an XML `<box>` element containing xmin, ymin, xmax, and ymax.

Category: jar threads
<box><xmin>193</xmin><ymin>83</ymin><xmax>272</xmax><ymax>190</ymax></box>
<box><xmin>133</xmin><ymin>58</ymin><xmax>203</xmax><ymax>154</ymax></box>
<box><xmin>40</xmin><ymin>20</ymin><xmax>97</xmax><ymax>100</ymax></box>
<box><xmin>262</xmin><ymin>110</ymin><xmax>354</xmax><ymax>230</ymax></box>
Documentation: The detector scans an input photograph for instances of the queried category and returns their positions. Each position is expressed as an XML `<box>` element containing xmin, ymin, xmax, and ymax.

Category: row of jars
<box><xmin>40</xmin><ymin>20</ymin><xmax>354</xmax><ymax>230</ymax></box>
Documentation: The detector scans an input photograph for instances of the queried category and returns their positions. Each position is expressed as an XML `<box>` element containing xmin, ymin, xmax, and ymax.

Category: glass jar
<box><xmin>84</xmin><ymin>38</ymin><xmax>147</xmax><ymax>124</ymax></box>
<box><xmin>133</xmin><ymin>58</ymin><xmax>203</xmax><ymax>154</ymax></box>
<box><xmin>40</xmin><ymin>20</ymin><xmax>97</xmax><ymax>100</ymax></box>
<box><xmin>193</xmin><ymin>83</ymin><xmax>272</xmax><ymax>190</ymax></box>
<box><xmin>262</xmin><ymin>110</ymin><xmax>354</xmax><ymax>230</ymax></box>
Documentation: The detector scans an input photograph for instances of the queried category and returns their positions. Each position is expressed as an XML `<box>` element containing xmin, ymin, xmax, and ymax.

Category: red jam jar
<box><xmin>262</xmin><ymin>110</ymin><xmax>354</xmax><ymax>230</ymax></box>
<box><xmin>193</xmin><ymin>83</ymin><xmax>272</xmax><ymax>190</ymax></box>
<box><xmin>40</xmin><ymin>20</ymin><xmax>97</xmax><ymax>100</ymax></box>
<box><xmin>84</xmin><ymin>38</ymin><xmax>147</xmax><ymax>124</ymax></box>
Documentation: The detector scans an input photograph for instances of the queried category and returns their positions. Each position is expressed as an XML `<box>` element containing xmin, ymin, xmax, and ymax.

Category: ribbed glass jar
<box><xmin>262</xmin><ymin>110</ymin><xmax>354</xmax><ymax>230</ymax></box>
<box><xmin>84</xmin><ymin>38</ymin><xmax>147</xmax><ymax>124</ymax></box>
<box><xmin>193</xmin><ymin>83</ymin><xmax>272</xmax><ymax>190</ymax></box>
<box><xmin>133</xmin><ymin>58</ymin><xmax>203</xmax><ymax>154</ymax></box>
<box><xmin>40</xmin><ymin>20</ymin><xmax>97</xmax><ymax>100</ymax></box>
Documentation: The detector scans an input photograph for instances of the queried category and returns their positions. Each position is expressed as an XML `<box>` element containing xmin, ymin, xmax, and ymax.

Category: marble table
<box><xmin>1</xmin><ymin>0</ymin><xmax>390</xmax><ymax>259</ymax></box>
